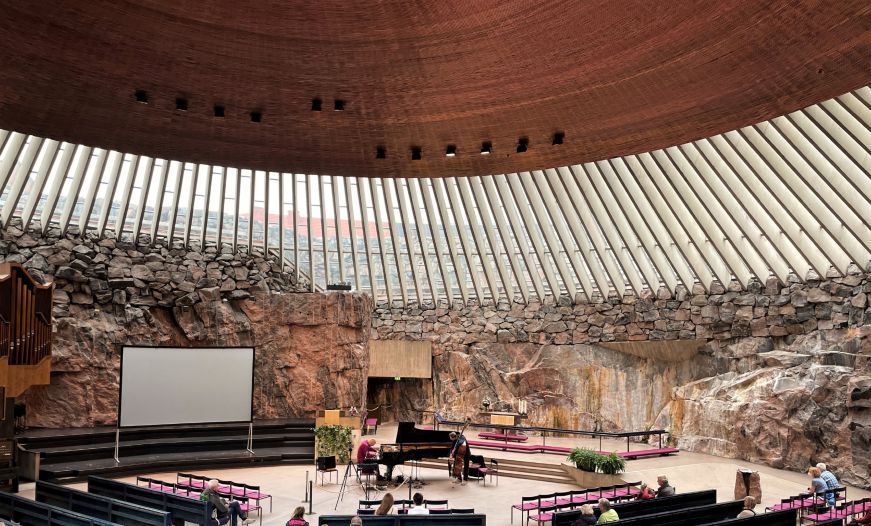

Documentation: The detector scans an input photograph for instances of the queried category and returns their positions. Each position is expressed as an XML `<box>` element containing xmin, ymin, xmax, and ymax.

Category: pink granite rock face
<box><xmin>370</xmin><ymin>275</ymin><xmax>871</xmax><ymax>488</ymax></box>
<box><xmin>22</xmin><ymin>290</ymin><xmax>372</xmax><ymax>428</ymax></box>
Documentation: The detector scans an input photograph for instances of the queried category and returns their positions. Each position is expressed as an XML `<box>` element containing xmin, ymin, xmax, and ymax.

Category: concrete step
<box><xmin>414</xmin><ymin>457</ymin><xmax>575</xmax><ymax>485</ymax></box>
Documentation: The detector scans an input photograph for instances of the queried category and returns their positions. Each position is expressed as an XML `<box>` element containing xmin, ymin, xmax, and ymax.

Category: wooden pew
<box><xmin>610</xmin><ymin>501</ymin><xmax>745</xmax><ymax>525</ymax></box>
<box><xmin>317</xmin><ymin>515</ymin><xmax>487</xmax><ymax>526</ymax></box>
<box><xmin>703</xmin><ymin>509</ymin><xmax>842</xmax><ymax>526</ymax></box>
<box><xmin>35</xmin><ymin>481</ymin><xmax>171</xmax><ymax>526</ymax></box>
<box><xmin>553</xmin><ymin>490</ymin><xmax>717</xmax><ymax>526</ymax></box>
<box><xmin>0</xmin><ymin>490</ymin><xmax>119</xmax><ymax>526</ymax></box>
<box><xmin>87</xmin><ymin>476</ymin><xmax>217</xmax><ymax>526</ymax></box>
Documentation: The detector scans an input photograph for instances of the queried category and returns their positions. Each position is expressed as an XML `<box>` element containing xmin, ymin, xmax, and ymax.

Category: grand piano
<box><xmin>379</xmin><ymin>422</ymin><xmax>455</xmax><ymax>474</ymax></box>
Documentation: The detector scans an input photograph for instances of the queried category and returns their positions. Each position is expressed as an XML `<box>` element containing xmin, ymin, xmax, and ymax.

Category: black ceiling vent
<box><xmin>516</xmin><ymin>137</ymin><xmax>529</xmax><ymax>153</ymax></box>
<box><xmin>552</xmin><ymin>131</ymin><xmax>565</xmax><ymax>145</ymax></box>
<box><xmin>312</xmin><ymin>98</ymin><xmax>322</xmax><ymax>111</ymax></box>
<box><xmin>411</xmin><ymin>147</ymin><xmax>422</xmax><ymax>160</ymax></box>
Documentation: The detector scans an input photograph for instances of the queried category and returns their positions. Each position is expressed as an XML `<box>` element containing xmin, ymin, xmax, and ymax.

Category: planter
<box><xmin>560</xmin><ymin>463</ymin><xmax>626</xmax><ymax>488</ymax></box>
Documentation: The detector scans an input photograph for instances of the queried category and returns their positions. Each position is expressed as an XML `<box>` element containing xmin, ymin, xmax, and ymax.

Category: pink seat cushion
<box><xmin>529</xmin><ymin>512</ymin><xmax>553</xmax><ymax>522</ymax></box>
<box><xmin>245</xmin><ymin>490</ymin><xmax>269</xmax><ymax>499</ymax></box>
<box><xmin>512</xmin><ymin>502</ymin><xmax>539</xmax><ymax>511</ymax></box>
<box><xmin>365</xmin><ymin>418</ymin><xmax>378</xmax><ymax>425</ymax></box>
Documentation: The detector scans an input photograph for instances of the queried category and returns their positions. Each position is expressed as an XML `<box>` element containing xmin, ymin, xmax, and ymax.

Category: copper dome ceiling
<box><xmin>0</xmin><ymin>0</ymin><xmax>868</xmax><ymax>178</ymax></box>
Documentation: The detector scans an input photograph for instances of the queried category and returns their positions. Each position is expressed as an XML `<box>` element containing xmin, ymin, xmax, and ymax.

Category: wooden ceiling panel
<box><xmin>0</xmin><ymin>0</ymin><xmax>868</xmax><ymax>178</ymax></box>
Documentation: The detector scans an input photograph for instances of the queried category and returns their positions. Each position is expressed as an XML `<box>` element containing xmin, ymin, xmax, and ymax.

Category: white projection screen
<box><xmin>119</xmin><ymin>346</ymin><xmax>255</xmax><ymax>427</ymax></box>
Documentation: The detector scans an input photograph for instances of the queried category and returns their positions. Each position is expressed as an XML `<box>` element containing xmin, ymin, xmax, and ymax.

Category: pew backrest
<box><xmin>317</xmin><ymin>515</ymin><xmax>487</xmax><ymax>526</ymax></box>
<box><xmin>36</xmin><ymin>481</ymin><xmax>171</xmax><ymax>526</ymax></box>
<box><xmin>611</xmin><ymin>501</ymin><xmax>744</xmax><ymax>526</ymax></box>
<box><xmin>0</xmin><ymin>490</ymin><xmax>120</xmax><ymax>526</ymax></box>
<box><xmin>553</xmin><ymin>490</ymin><xmax>717</xmax><ymax>526</ymax></box>
<box><xmin>88</xmin><ymin>476</ymin><xmax>212</xmax><ymax>526</ymax></box>
<box><xmin>701</xmin><ymin>509</ymin><xmax>800</xmax><ymax>526</ymax></box>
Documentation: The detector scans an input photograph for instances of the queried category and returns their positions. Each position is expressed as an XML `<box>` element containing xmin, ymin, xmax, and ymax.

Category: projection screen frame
<box><xmin>117</xmin><ymin>345</ymin><xmax>256</xmax><ymax>429</ymax></box>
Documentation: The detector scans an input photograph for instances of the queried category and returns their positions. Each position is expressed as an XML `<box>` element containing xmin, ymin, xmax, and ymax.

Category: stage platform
<box><xmin>15</xmin><ymin>419</ymin><xmax>315</xmax><ymax>482</ymax></box>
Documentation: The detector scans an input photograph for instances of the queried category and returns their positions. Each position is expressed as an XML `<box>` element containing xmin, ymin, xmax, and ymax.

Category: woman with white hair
<box><xmin>200</xmin><ymin>479</ymin><xmax>254</xmax><ymax>525</ymax></box>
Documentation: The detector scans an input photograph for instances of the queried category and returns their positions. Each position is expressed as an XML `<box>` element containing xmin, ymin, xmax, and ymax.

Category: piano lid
<box><xmin>394</xmin><ymin>421</ymin><xmax>454</xmax><ymax>444</ymax></box>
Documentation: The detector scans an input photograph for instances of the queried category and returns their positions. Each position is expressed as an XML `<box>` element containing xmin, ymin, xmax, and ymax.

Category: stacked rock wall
<box><xmin>0</xmin><ymin>220</ymin><xmax>372</xmax><ymax>427</ymax></box>
<box><xmin>371</xmin><ymin>271</ymin><xmax>871</xmax><ymax>488</ymax></box>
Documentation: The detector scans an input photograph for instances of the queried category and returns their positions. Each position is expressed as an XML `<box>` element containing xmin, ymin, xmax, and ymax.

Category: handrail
<box><xmin>436</xmin><ymin>417</ymin><xmax>670</xmax><ymax>452</ymax></box>
<box><xmin>437</xmin><ymin>418</ymin><xmax>667</xmax><ymax>438</ymax></box>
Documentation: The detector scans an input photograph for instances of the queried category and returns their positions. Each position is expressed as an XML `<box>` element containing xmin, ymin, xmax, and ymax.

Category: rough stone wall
<box><xmin>371</xmin><ymin>271</ymin><xmax>871</xmax><ymax>487</ymax></box>
<box><xmin>1</xmin><ymin>219</ymin><xmax>371</xmax><ymax>427</ymax></box>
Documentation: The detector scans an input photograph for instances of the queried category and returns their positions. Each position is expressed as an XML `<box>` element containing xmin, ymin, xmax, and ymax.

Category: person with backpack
<box><xmin>287</xmin><ymin>506</ymin><xmax>308</xmax><ymax>526</ymax></box>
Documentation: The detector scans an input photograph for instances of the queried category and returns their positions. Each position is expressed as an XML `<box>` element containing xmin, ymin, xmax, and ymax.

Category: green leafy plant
<box><xmin>314</xmin><ymin>425</ymin><xmax>354</xmax><ymax>463</ymax></box>
<box><xmin>567</xmin><ymin>447</ymin><xmax>599</xmax><ymax>472</ymax></box>
<box><xmin>598</xmin><ymin>452</ymin><xmax>626</xmax><ymax>475</ymax></box>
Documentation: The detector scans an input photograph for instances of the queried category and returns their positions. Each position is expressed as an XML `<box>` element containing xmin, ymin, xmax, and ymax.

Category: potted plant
<box><xmin>314</xmin><ymin>424</ymin><xmax>354</xmax><ymax>463</ymax></box>
<box><xmin>562</xmin><ymin>448</ymin><xmax>626</xmax><ymax>487</ymax></box>
<box><xmin>598</xmin><ymin>452</ymin><xmax>626</xmax><ymax>475</ymax></box>
<box><xmin>567</xmin><ymin>448</ymin><xmax>599</xmax><ymax>472</ymax></box>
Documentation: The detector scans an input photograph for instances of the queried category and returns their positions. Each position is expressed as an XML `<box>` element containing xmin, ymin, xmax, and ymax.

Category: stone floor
<box><xmin>16</xmin><ymin>423</ymin><xmax>870</xmax><ymax>526</ymax></box>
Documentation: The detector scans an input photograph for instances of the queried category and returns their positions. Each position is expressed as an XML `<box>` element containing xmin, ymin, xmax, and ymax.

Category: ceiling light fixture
<box><xmin>213</xmin><ymin>105</ymin><xmax>225</xmax><ymax>117</ymax></box>
<box><xmin>334</xmin><ymin>99</ymin><xmax>345</xmax><ymax>111</ymax></box>
<box><xmin>516</xmin><ymin>137</ymin><xmax>529</xmax><ymax>153</ymax></box>
<box><xmin>175</xmin><ymin>98</ymin><xmax>188</xmax><ymax>111</ymax></box>
<box><xmin>311</xmin><ymin>98</ymin><xmax>322</xmax><ymax>111</ymax></box>
<box><xmin>552</xmin><ymin>131</ymin><xmax>565</xmax><ymax>145</ymax></box>
<box><xmin>250</xmin><ymin>111</ymin><xmax>262</xmax><ymax>123</ymax></box>
<box><xmin>376</xmin><ymin>146</ymin><xmax>386</xmax><ymax>159</ymax></box>
<box><xmin>411</xmin><ymin>147</ymin><xmax>422</xmax><ymax>160</ymax></box>
<box><xmin>134</xmin><ymin>90</ymin><xmax>148</xmax><ymax>104</ymax></box>
<box><xmin>446</xmin><ymin>145</ymin><xmax>457</xmax><ymax>157</ymax></box>
<box><xmin>480</xmin><ymin>141</ymin><xmax>492</xmax><ymax>155</ymax></box>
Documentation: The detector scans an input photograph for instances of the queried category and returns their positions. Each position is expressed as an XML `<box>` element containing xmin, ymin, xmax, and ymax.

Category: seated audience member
<box><xmin>817</xmin><ymin>462</ymin><xmax>840</xmax><ymax>504</ymax></box>
<box><xmin>201</xmin><ymin>479</ymin><xmax>254</xmax><ymax>526</ymax></box>
<box><xmin>638</xmin><ymin>483</ymin><xmax>655</xmax><ymax>500</ymax></box>
<box><xmin>736</xmin><ymin>496</ymin><xmax>757</xmax><ymax>518</ymax></box>
<box><xmin>596</xmin><ymin>498</ymin><xmax>619</xmax><ymax>524</ymax></box>
<box><xmin>287</xmin><ymin>506</ymin><xmax>309</xmax><ymax>526</ymax></box>
<box><xmin>375</xmin><ymin>493</ymin><xmax>394</xmax><ymax>515</ymax></box>
<box><xmin>349</xmin><ymin>517</ymin><xmax>363</xmax><ymax>526</ymax></box>
<box><xmin>848</xmin><ymin>509</ymin><xmax>871</xmax><ymax>525</ymax></box>
<box><xmin>655</xmin><ymin>475</ymin><xmax>675</xmax><ymax>497</ymax></box>
<box><xmin>807</xmin><ymin>466</ymin><xmax>831</xmax><ymax>507</ymax></box>
<box><xmin>571</xmin><ymin>504</ymin><xmax>597</xmax><ymax>525</ymax></box>
<box><xmin>407</xmin><ymin>493</ymin><xmax>429</xmax><ymax>515</ymax></box>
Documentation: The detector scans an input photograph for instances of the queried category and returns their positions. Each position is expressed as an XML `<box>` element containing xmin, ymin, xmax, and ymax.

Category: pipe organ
<box><xmin>0</xmin><ymin>262</ymin><xmax>53</xmax><ymax>398</ymax></box>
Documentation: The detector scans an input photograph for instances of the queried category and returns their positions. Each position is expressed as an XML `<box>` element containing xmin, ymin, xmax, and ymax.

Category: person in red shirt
<box><xmin>849</xmin><ymin>510</ymin><xmax>871</xmax><ymax>525</ymax></box>
<box><xmin>356</xmin><ymin>438</ymin><xmax>378</xmax><ymax>464</ymax></box>
<box><xmin>638</xmin><ymin>483</ymin><xmax>655</xmax><ymax>500</ymax></box>
<box><xmin>356</xmin><ymin>438</ymin><xmax>383</xmax><ymax>480</ymax></box>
